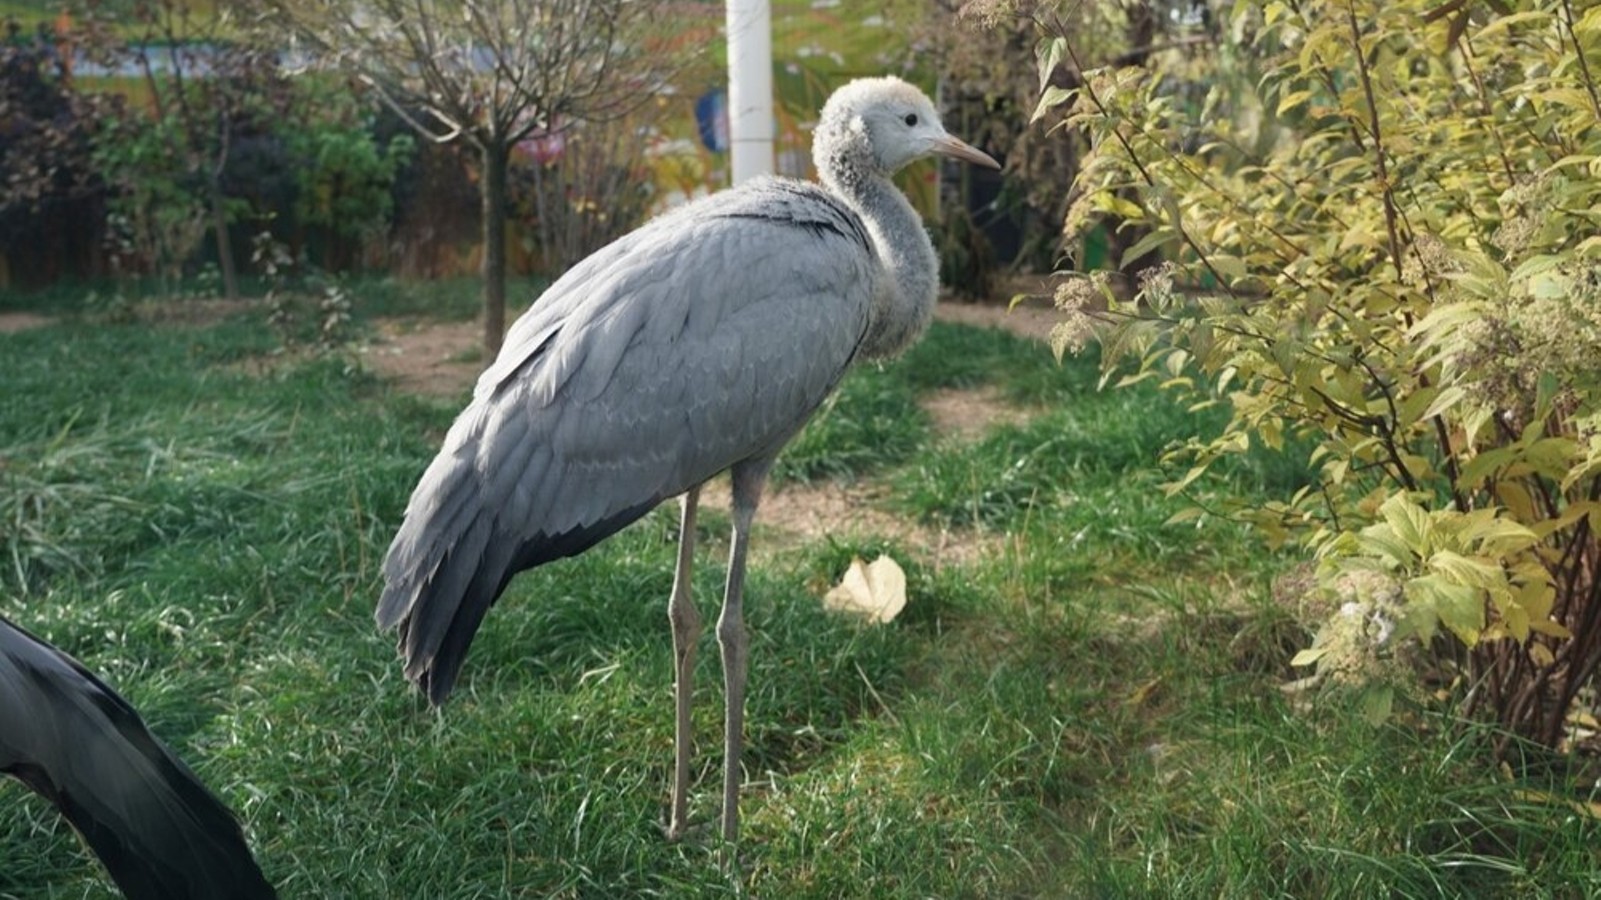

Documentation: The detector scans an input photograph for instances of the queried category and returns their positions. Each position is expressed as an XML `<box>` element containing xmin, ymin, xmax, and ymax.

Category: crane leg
<box><xmin>718</xmin><ymin>460</ymin><xmax>769</xmax><ymax>857</ymax></box>
<box><xmin>667</xmin><ymin>485</ymin><xmax>702</xmax><ymax>842</ymax></box>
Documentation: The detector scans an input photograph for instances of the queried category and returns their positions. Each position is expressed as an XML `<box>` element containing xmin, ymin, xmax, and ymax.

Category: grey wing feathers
<box><xmin>377</xmin><ymin>177</ymin><xmax>876</xmax><ymax>704</ymax></box>
<box><xmin>0</xmin><ymin>616</ymin><xmax>276</xmax><ymax>900</ymax></box>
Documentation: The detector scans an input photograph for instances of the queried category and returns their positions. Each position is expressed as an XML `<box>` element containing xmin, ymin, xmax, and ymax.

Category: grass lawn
<box><xmin>2</xmin><ymin>283</ymin><xmax>1599</xmax><ymax>898</ymax></box>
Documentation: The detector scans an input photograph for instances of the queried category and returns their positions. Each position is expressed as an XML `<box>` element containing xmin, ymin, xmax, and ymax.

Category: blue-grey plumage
<box><xmin>375</xmin><ymin>75</ymin><xmax>1000</xmax><ymax>853</ymax></box>
<box><xmin>0</xmin><ymin>615</ymin><xmax>276</xmax><ymax>900</ymax></box>
<box><xmin>377</xmin><ymin>181</ymin><xmax>875</xmax><ymax>696</ymax></box>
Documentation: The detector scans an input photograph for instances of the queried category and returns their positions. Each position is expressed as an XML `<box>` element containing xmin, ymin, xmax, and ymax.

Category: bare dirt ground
<box><xmin>1</xmin><ymin>297</ymin><xmax>257</xmax><ymax>334</ymax></box>
<box><xmin>698</xmin><ymin>473</ymin><xmax>989</xmax><ymax>567</ymax></box>
<box><xmin>922</xmin><ymin>383</ymin><xmax>1035</xmax><ymax>440</ymax></box>
<box><xmin>365</xmin><ymin>317</ymin><xmax>485</xmax><ymax>396</ymax></box>
<box><xmin>0</xmin><ymin>312</ymin><xmax>52</xmax><ymax>333</ymax></box>
<box><xmin>936</xmin><ymin>294</ymin><xmax>1059</xmax><ymax>344</ymax></box>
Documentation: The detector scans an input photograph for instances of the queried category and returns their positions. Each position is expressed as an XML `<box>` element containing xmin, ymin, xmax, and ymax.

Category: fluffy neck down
<box><xmin>813</xmin><ymin>113</ymin><xmax>938</xmax><ymax>360</ymax></box>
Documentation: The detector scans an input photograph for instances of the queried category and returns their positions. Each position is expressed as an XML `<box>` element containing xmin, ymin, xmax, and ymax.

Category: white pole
<box><xmin>726</xmin><ymin>0</ymin><xmax>773</xmax><ymax>184</ymax></box>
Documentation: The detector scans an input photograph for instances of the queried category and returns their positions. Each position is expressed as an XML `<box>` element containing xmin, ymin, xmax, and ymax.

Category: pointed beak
<box><xmin>932</xmin><ymin>134</ymin><xmax>1001</xmax><ymax>170</ymax></box>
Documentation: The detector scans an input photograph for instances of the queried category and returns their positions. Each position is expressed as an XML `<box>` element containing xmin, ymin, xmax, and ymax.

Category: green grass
<box><xmin>2</xmin><ymin>298</ymin><xmax>1598</xmax><ymax>898</ymax></box>
<box><xmin>773</xmin><ymin>320</ymin><xmax>1094</xmax><ymax>484</ymax></box>
<box><xmin>0</xmin><ymin>272</ymin><xmax>528</xmax><ymax>323</ymax></box>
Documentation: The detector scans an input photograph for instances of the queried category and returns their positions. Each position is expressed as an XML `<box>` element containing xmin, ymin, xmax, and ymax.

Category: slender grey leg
<box><xmin>718</xmin><ymin>459</ymin><xmax>770</xmax><ymax>856</ymax></box>
<box><xmin>667</xmin><ymin>486</ymin><xmax>702</xmax><ymax>842</ymax></box>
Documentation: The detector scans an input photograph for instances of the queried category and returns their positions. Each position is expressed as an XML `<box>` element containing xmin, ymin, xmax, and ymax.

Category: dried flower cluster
<box><xmin>1308</xmin><ymin>570</ymin><xmax>1413</xmax><ymax>689</ymax></box>
<box><xmin>1137</xmin><ymin>260</ymin><xmax>1179</xmax><ymax>306</ymax></box>
<box><xmin>1516</xmin><ymin>264</ymin><xmax>1601</xmax><ymax>384</ymax></box>
<box><xmin>1446</xmin><ymin>261</ymin><xmax>1601</xmax><ymax>424</ymax></box>
<box><xmin>1400</xmin><ymin>233</ymin><xmax>1458</xmax><ymax>288</ymax></box>
<box><xmin>1490</xmin><ymin>179</ymin><xmax>1543</xmax><ymax>257</ymax></box>
<box><xmin>955</xmin><ymin>0</ymin><xmax>1031</xmax><ymax>30</ymax></box>
<box><xmin>1049</xmin><ymin>273</ymin><xmax>1105</xmax><ymax>360</ymax></box>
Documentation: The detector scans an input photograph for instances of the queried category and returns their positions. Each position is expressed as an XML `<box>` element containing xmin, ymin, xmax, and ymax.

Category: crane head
<box><xmin>813</xmin><ymin>76</ymin><xmax>1001</xmax><ymax>178</ymax></box>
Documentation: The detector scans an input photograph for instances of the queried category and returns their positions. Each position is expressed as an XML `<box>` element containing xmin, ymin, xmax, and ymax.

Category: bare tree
<box><xmin>259</xmin><ymin>0</ymin><xmax>668</xmax><ymax>354</ymax></box>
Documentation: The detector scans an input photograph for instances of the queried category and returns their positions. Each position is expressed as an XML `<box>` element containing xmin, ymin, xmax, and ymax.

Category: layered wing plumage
<box><xmin>0</xmin><ymin>616</ymin><xmax>276</xmax><ymax>900</ymax></box>
<box><xmin>377</xmin><ymin>177</ymin><xmax>878</xmax><ymax>704</ymax></box>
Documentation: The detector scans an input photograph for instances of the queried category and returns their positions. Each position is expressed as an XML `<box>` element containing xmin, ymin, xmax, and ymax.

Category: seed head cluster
<box><xmin>1049</xmin><ymin>273</ymin><xmax>1105</xmax><ymax>361</ymax></box>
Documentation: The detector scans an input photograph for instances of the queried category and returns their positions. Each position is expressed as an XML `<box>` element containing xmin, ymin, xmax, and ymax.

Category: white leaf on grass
<box><xmin>823</xmin><ymin>555</ymin><xmax>907</xmax><ymax>624</ymax></box>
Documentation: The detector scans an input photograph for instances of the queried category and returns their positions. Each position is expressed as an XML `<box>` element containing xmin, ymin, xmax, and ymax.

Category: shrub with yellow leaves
<box><xmin>1037</xmin><ymin>0</ymin><xmax>1601</xmax><ymax>750</ymax></box>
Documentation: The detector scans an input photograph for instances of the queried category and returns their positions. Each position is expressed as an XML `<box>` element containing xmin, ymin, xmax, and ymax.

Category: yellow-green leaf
<box><xmin>1406</xmin><ymin>574</ymin><xmax>1484</xmax><ymax>644</ymax></box>
<box><xmin>1277</xmin><ymin>89</ymin><xmax>1313</xmax><ymax>115</ymax></box>
<box><xmin>1291</xmin><ymin>646</ymin><xmax>1329</xmax><ymax>667</ymax></box>
<box><xmin>1031</xmin><ymin>86</ymin><xmax>1074</xmax><ymax>124</ymax></box>
<box><xmin>1361</xmin><ymin>684</ymin><xmax>1395</xmax><ymax>725</ymax></box>
<box><xmin>1036</xmin><ymin>36</ymin><xmax>1065</xmax><ymax>92</ymax></box>
<box><xmin>1523</xmin><ymin>437</ymin><xmax>1578</xmax><ymax>480</ymax></box>
<box><xmin>1421</xmin><ymin>385</ymin><xmax>1467</xmax><ymax>422</ymax></box>
<box><xmin>1428</xmin><ymin>550</ymin><xmax>1504</xmax><ymax>592</ymax></box>
<box><xmin>1380</xmin><ymin>494</ymin><xmax>1432</xmax><ymax>555</ymax></box>
<box><xmin>1357</xmin><ymin>525</ymin><xmax>1415</xmax><ymax>568</ymax></box>
<box><xmin>1165</xmin><ymin>506</ymin><xmax>1206</xmax><ymax>525</ymax></box>
<box><xmin>1166</xmin><ymin>463</ymin><xmax>1210</xmax><ymax>496</ymax></box>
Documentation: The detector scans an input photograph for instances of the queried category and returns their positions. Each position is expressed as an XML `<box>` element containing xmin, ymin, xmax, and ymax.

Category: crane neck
<box><xmin>821</xmin><ymin>163</ymin><xmax>938</xmax><ymax>360</ymax></box>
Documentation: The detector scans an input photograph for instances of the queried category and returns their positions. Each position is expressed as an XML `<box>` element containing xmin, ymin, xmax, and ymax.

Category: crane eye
<box><xmin>903</xmin><ymin>113</ymin><xmax>918</xmax><ymax>127</ymax></box>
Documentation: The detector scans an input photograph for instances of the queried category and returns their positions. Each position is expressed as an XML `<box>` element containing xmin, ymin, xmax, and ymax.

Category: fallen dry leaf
<box><xmin>823</xmin><ymin>555</ymin><xmax>907</xmax><ymax>624</ymax></box>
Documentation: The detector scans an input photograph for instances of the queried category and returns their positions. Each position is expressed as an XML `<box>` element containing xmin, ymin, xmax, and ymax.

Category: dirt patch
<box><xmin>922</xmin><ymin>384</ymin><xmax>1033</xmax><ymax>441</ymax></box>
<box><xmin>0</xmin><ymin>312</ymin><xmax>52</xmax><ymax>333</ymax></box>
<box><xmin>135</xmin><ymin>297</ymin><xmax>259</xmax><ymax>328</ymax></box>
<box><xmin>933</xmin><ymin>296</ymin><xmax>1059</xmax><ymax>343</ymax></box>
<box><xmin>699</xmin><ymin>475</ymin><xmax>998</xmax><ymax>572</ymax></box>
<box><xmin>1</xmin><ymin>297</ymin><xmax>267</xmax><ymax>336</ymax></box>
<box><xmin>364</xmin><ymin>318</ymin><xmax>484</xmax><ymax>397</ymax></box>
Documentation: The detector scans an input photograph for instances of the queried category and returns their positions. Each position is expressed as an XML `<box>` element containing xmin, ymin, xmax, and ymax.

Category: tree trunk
<box><xmin>208</xmin><ymin>175</ymin><xmax>239</xmax><ymax>301</ymax></box>
<box><xmin>481</xmin><ymin>142</ymin><xmax>511</xmax><ymax>357</ymax></box>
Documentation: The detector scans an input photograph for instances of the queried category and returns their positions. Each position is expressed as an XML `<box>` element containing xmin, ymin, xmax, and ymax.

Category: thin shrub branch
<box><xmin>1345</xmin><ymin>1</ymin><xmax>1407</xmax><ymax>284</ymax></box>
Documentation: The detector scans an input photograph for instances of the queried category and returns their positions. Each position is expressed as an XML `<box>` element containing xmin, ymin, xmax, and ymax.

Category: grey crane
<box><xmin>377</xmin><ymin>76</ymin><xmax>999</xmax><ymax>849</ymax></box>
<box><xmin>0</xmin><ymin>615</ymin><xmax>276</xmax><ymax>899</ymax></box>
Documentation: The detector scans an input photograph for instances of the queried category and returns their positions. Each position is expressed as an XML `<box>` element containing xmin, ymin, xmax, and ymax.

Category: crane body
<box><xmin>378</xmin><ymin>76</ymin><xmax>999</xmax><ymax>851</ymax></box>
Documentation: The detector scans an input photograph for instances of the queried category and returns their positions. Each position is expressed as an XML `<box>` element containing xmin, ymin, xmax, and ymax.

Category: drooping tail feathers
<box><xmin>376</xmin><ymin>445</ymin><xmax>657</xmax><ymax>705</ymax></box>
